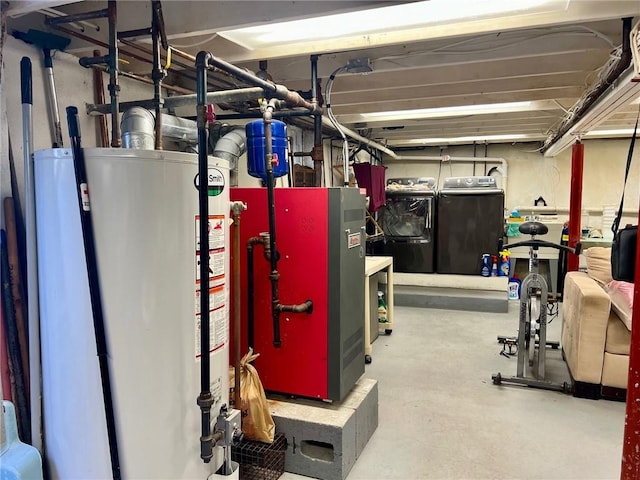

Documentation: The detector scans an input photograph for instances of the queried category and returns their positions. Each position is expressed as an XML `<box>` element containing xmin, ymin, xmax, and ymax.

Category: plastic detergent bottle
<box><xmin>377</xmin><ymin>291</ymin><xmax>388</xmax><ymax>323</ymax></box>
<box><xmin>498</xmin><ymin>250</ymin><xmax>510</xmax><ymax>277</ymax></box>
<box><xmin>508</xmin><ymin>276</ymin><xmax>522</xmax><ymax>300</ymax></box>
<box><xmin>481</xmin><ymin>254</ymin><xmax>491</xmax><ymax>277</ymax></box>
<box><xmin>490</xmin><ymin>255</ymin><xmax>498</xmax><ymax>276</ymax></box>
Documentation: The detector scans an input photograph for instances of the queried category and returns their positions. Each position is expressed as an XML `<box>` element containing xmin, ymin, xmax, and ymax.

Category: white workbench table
<box><xmin>364</xmin><ymin>256</ymin><xmax>394</xmax><ymax>363</ymax></box>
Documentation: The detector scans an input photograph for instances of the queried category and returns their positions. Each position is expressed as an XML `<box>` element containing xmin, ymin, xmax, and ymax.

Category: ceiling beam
<box><xmin>328</xmin><ymin>72</ymin><xmax>590</xmax><ymax>107</ymax></box>
<box><xmin>333</xmin><ymin>89</ymin><xmax>582</xmax><ymax>117</ymax></box>
<box><xmin>282</xmin><ymin>50</ymin><xmax>608</xmax><ymax>93</ymax></box>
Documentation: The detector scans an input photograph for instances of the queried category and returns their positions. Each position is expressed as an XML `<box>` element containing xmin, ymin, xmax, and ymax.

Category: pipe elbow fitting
<box><xmin>278</xmin><ymin>300</ymin><xmax>313</xmax><ymax>314</ymax></box>
<box><xmin>195</xmin><ymin>51</ymin><xmax>212</xmax><ymax>69</ymax></box>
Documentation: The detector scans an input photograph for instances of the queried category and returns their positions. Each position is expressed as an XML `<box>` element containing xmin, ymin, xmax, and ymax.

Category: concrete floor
<box><xmin>283</xmin><ymin>302</ymin><xmax>626</xmax><ymax>480</ymax></box>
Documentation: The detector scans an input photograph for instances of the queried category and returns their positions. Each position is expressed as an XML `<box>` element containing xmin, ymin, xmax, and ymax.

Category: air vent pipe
<box><xmin>121</xmin><ymin>106</ymin><xmax>198</xmax><ymax>149</ymax></box>
<box><xmin>213</xmin><ymin>128</ymin><xmax>246</xmax><ymax>169</ymax></box>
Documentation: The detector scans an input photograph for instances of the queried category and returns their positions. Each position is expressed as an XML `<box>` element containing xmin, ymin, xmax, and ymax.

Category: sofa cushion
<box><xmin>605</xmin><ymin>312</ymin><xmax>631</xmax><ymax>355</ymax></box>
<box><xmin>605</xmin><ymin>280</ymin><xmax>633</xmax><ymax>331</ymax></box>
<box><xmin>584</xmin><ymin>247</ymin><xmax>613</xmax><ymax>285</ymax></box>
<box><xmin>602</xmin><ymin>352</ymin><xmax>629</xmax><ymax>389</ymax></box>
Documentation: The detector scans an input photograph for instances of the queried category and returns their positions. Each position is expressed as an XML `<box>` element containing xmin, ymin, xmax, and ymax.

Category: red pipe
<box><xmin>620</xmin><ymin>208</ymin><xmax>640</xmax><ymax>478</ymax></box>
<box><xmin>567</xmin><ymin>140</ymin><xmax>584</xmax><ymax>272</ymax></box>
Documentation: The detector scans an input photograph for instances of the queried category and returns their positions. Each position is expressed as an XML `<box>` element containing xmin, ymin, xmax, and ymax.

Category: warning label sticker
<box><xmin>194</xmin><ymin>285</ymin><xmax>228</xmax><ymax>359</ymax></box>
<box><xmin>195</xmin><ymin>214</ymin><xmax>227</xmax><ymax>360</ymax></box>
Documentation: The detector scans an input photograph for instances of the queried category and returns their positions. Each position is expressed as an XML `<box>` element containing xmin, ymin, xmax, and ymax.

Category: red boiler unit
<box><xmin>231</xmin><ymin>187</ymin><xmax>365</xmax><ymax>401</ymax></box>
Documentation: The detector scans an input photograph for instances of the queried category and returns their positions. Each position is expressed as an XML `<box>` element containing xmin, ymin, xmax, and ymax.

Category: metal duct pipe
<box><xmin>542</xmin><ymin>17</ymin><xmax>633</xmax><ymax>154</ymax></box>
<box><xmin>213</xmin><ymin>128</ymin><xmax>246</xmax><ymax>168</ymax></box>
<box><xmin>121</xmin><ymin>107</ymin><xmax>154</xmax><ymax>149</ymax></box>
<box><xmin>121</xmin><ymin>107</ymin><xmax>199</xmax><ymax>149</ymax></box>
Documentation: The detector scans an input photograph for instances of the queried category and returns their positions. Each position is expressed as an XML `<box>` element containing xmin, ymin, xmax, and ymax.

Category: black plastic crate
<box><xmin>231</xmin><ymin>433</ymin><xmax>287</xmax><ymax>480</ymax></box>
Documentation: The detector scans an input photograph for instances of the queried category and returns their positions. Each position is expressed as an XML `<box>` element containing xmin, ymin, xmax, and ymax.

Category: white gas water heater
<box><xmin>34</xmin><ymin>147</ymin><xmax>234</xmax><ymax>479</ymax></box>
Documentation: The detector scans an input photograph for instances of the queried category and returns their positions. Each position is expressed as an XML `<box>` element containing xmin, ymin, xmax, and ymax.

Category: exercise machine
<box><xmin>492</xmin><ymin>221</ymin><xmax>580</xmax><ymax>392</ymax></box>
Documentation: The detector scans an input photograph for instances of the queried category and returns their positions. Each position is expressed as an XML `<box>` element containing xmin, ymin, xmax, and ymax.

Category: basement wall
<box><xmin>383</xmin><ymin>139</ymin><xmax>639</xmax><ymax>232</ymax></box>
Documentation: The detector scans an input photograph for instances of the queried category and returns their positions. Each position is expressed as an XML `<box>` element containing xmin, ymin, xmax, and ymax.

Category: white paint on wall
<box><xmin>383</xmin><ymin>139</ymin><xmax>639</xmax><ymax>229</ymax></box>
<box><xmin>0</xmin><ymin>36</ymin><xmax>156</xmax><ymax>225</ymax></box>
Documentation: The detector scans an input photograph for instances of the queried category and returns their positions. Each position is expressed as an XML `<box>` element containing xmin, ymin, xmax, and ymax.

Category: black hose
<box><xmin>195</xmin><ymin>50</ymin><xmax>214</xmax><ymax>464</ymax></box>
<box><xmin>66</xmin><ymin>106</ymin><xmax>121</xmax><ymax>480</ymax></box>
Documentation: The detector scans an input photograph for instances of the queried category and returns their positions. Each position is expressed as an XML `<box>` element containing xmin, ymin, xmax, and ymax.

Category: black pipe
<box><xmin>151</xmin><ymin>1</ymin><xmax>164</xmax><ymax>150</ymax></box>
<box><xmin>118</xmin><ymin>27</ymin><xmax>151</xmax><ymax>39</ymax></box>
<box><xmin>311</xmin><ymin>55</ymin><xmax>323</xmax><ymax>185</ymax></box>
<box><xmin>79</xmin><ymin>55</ymin><xmax>110</xmax><ymax>67</ymax></box>
<box><xmin>107</xmin><ymin>1</ymin><xmax>120</xmax><ymax>147</ymax></box>
<box><xmin>262</xmin><ymin>109</ymin><xmax>283</xmax><ymax>347</ymax></box>
<box><xmin>195</xmin><ymin>50</ymin><xmax>214</xmax><ymax>464</ymax></box>
<box><xmin>66</xmin><ymin>106</ymin><xmax>121</xmax><ymax>480</ymax></box>
<box><xmin>543</xmin><ymin>17</ymin><xmax>633</xmax><ymax>153</ymax></box>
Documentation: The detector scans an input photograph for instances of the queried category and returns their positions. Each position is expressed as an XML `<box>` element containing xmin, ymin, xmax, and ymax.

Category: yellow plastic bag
<box><xmin>238</xmin><ymin>348</ymin><xmax>275</xmax><ymax>444</ymax></box>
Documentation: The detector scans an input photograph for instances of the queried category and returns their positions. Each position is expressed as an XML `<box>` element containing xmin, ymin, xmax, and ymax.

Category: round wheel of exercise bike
<box><xmin>365</xmin><ymin>354</ymin><xmax>372</xmax><ymax>364</ymax></box>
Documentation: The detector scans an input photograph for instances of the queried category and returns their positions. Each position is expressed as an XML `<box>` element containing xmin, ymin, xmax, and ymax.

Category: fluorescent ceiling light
<box><xmin>355</xmin><ymin>101</ymin><xmax>535</xmax><ymax>123</ymax></box>
<box><xmin>387</xmin><ymin>129</ymin><xmax>635</xmax><ymax>147</ymax></box>
<box><xmin>584</xmin><ymin>129</ymin><xmax>637</xmax><ymax>138</ymax></box>
<box><xmin>219</xmin><ymin>0</ymin><xmax>565</xmax><ymax>49</ymax></box>
<box><xmin>543</xmin><ymin>67</ymin><xmax>640</xmax><ymax>156</ymax></box>
<box><xmin>388</xmin><ymin>133</ymin><xmax>545</xmax><ymax>146</ymax></box>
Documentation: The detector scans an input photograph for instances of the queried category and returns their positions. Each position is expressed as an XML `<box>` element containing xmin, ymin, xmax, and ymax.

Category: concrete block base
<box><xmin>267</xmin><ymin>377</ymin><xmax>378</xmax><ymax>480</ymax></box>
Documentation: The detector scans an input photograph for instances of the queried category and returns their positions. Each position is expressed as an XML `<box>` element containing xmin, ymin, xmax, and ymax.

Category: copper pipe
<box><xmin>231</xmin><ymin>203</ymin><xmax>246</xmax><ymax>411</ymax></box>
<box><xmin>120</xmin><ymin>38</ymin><xmax>238</xmax><ymax>86</ymax></box>
<box><xmin>92</xmin><ymin>50</ymin><xmax>109</xmax><ymax>147</ymax></box>
<box><xmin>55</xmin><ymin>25</ymin><xmax>150</xmax><ymax>64</ymax></box>
<box><xmin>91</xmin><ymin>66</ymin><xmax>192</xmax><ymax>95</ymax></box>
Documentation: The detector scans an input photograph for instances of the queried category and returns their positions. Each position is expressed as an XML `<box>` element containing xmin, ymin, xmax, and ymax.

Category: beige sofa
<box><xmin>561</xmin><ymin>247</ymin><xmax>632</xmax><ymax>399</ymax></box>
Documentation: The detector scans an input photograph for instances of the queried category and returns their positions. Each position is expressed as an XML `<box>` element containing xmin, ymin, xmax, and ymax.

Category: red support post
<box><xmin>621</xmin><ymin>211</ymin><xmax>640</xmax><ymax>478</ymax></box>
<box><xmin>567</xmin><ymin>140</ymin><xmax>584</xmax><ymax>272</ymax></box>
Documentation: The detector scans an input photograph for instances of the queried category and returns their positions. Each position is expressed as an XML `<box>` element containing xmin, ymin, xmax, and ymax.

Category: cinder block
<box><xmin>340</xmin><ymin>378</ymin><xmax>378</xmax><ymax>458</ymax></box>
<box><xmin>267</xmin><ymin>377</ymin><xmax>378</xmax><ymax>480</ymax></box>
<box><xmin>269</xmin><ymin>399</ymin><xmax>356</xmax><ymax>480</ymax></box>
